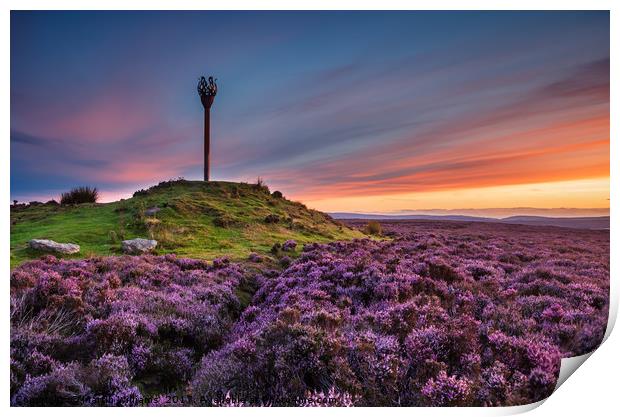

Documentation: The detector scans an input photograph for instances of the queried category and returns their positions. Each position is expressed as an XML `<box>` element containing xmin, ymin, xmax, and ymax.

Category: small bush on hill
<box><xmin>133</xmin><ymin>189</ymin><xmax>149</xmax><ymax>198</ymax></box>
<box><xmin>108</xmin><ymin>230</ymin><xmax>119</xmax><ymax>244</ymax></box>
<box><xmin>132</xmin><ymin>202</ymin><xmax>146</xmax><ymax>226</ymax></box>
<box><xmin>265</xmin><ymin>214</ymin><xmax>280</xmax><ymax>224</ymax></box>
<box><xmin>133</xmin><ymin>178</ymin><xmax>187</xmax><ymax>198</ymax></box>
<box><xmin>272</xmin><ymin>190</ymin><xmax>283</xmax><ymax>199</ymax></box>
<box><xmin>156</xmin><ymin>177</ymin><xmax>187</xmax><ymax>188</ymax></box>
<box><xmin>364</xmin><ymin>220</ymin><xmax>382</xmax><ymax>235</ymax></box>
<box><xmin>230</xmin><ymin>185</ymin><xmax>240</xmax><ymax>199</ymax></box>
<box><xmin>271</xmin><ymin>242</ymin><xmax>282</xmax><ymax>254</ymax></box>
<box><xmin>214</xmin><ymin>214</ymin><xmax>236</xmax><ymax>228</ymax></box>
<box><xmin>60</xmin><ymin>187</ymin><xmax>98</xmax><ymax>205</ymax></box>
<box><xmin>255</xmin><ymin>177</ymin><xmax>270</xmax><ymax>194</ymax></box>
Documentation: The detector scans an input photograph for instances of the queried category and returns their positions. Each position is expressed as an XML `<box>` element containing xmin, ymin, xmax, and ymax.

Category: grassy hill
<box><xmin>10</xmin><ymin>179</ymin><xmax>365</xmax><ymax>268</ymax></box>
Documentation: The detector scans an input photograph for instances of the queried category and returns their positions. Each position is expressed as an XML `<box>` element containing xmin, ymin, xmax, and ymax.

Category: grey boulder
<box><xmin>145</xmin><ymin>207</ymin><xmax>161</xmax><ymax>216</ymax></box>
<box><xmin>122</xmin><ymin>238</ymin><xmax>157</xmax><ymax>255</ymax></box>
<box><xmin>29</xmin><ymin>239</ymin><xmax>80</xmax><ymax>255</ymax></box>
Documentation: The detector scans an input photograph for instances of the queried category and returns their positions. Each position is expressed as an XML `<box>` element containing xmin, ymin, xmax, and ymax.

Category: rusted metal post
<box><xmin>203</xmin><ymin>106</ymin><xmax>210</xmax><ymax>181</ymax></box>
<box><xmin>197</xmin><ymin>76</ymin><xmax>217</xmax><ymax>181</ymax></box>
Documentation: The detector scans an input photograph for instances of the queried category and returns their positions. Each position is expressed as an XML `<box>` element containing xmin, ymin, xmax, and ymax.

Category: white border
<box><xmin>2</xmin><ymin>2</ymin><xmax>616</xmax><ymax>416</ymax></box>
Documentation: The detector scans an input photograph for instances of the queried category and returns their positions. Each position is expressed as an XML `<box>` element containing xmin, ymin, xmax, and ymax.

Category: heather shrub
<box><xmin>194</xmin><ymin>223</ymin><xmax>607</xmax><ymax>406</ymax></box>
<box><xmin>192</xmin><ymin>321</ymin><xmax>356</xmax><ymax>406</ymax></box>
<box><xmin>279</xmin><ymin>256</ymin><xmax>292</xmax><ymax>268</ymax></box>
<box><xmin>60</xmin><ymin>186</ymin><xmax>99</xmax><ymax>205</ymax></box>
<box><xmin>248</xmin><ymin>252</ymin><xmax>263</xmax><ymax>263</ymax></box>
<box><xmin>10</xmin><ymin>254</ymin><xmax>249</xmax><ymax>404</ymax></box>
<box><xmin>11</xmin><ymin>221</ymin><xmax>609</xmax><ymax>406</ymax></box>
<box><xmin>420</xmin><ymin>371</ymin><xmax>473</xmax><ymax>406</ymax></box>
<box><xmin>282</xmin><ymin>239</ymin><xmax>297</xmax><ymax>252</ymax></box>
<box><xmin>428</xmin><ymin>262</ymin><xmax>461</xmax><ymax>283</ymax></box>
<box><xmin>12</xmin><ymin>363</ymin><xmax>91</xmax><ymax>406</ymax></box>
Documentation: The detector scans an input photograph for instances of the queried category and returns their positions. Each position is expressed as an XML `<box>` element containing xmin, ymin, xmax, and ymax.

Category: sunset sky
<box><xmin>10</xmin><ymin>11</ymin><xmax>609</xmax><ymax>215</ymax></box>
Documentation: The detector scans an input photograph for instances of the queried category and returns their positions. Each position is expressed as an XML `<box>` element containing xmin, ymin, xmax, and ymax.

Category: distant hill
<box><xmin>10</xmin><ymin>180</ymin><xmax>364</xmax><ymax>267</ymax></box>
<box><xmin>330</xmin><ymin>212</ymin><xmax>610</xmax><ymax>230</ymax></box>
<box><xmin>330</xmin><ymin>213</ymin><xmax>490</xmax><ymax>222</ymax></box>
<box><xmin>500</xmin><ymin>216</ymin><xmax>609</xmax><ymax>230</ymax></box>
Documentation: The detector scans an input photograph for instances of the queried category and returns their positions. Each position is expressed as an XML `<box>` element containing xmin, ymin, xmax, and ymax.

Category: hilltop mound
<box><xmin>10</xmin><ymin>180</ymin><xmax>364</xmax><ymax>267</ymax></box>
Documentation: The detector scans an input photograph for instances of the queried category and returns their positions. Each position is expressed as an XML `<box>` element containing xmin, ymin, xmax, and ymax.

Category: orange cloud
<box><xmin>279</xmin><ymin>112</ymin><xmax>608</xmax><ymax>202</ymax></box>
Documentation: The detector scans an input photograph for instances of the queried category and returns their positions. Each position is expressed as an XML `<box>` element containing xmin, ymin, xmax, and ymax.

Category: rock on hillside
<box><xmin>122</xmin><ymin>238</ymin><xmax>158</xmax><ymax>255</ymax></box>
<box><xmin>29</xmin><ymin>239</ymin><xmax>80</xmax><ymax>255</ymax></box>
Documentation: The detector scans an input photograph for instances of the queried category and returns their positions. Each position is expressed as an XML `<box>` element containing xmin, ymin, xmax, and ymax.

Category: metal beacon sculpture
<box><xmin>197</xmin><ymin>76</ymin><xmax>218</xmax><ymax>181</ymax></box>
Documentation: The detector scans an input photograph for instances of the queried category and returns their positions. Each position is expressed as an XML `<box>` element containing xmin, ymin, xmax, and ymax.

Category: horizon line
<box><xmin>328</xmin><ymin>207</ymin><xmax>610</xmax><ymax>220</ymax></box>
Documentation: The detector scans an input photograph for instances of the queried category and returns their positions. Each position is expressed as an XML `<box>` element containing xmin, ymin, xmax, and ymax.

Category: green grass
<box><xmin>10</xmin><ymin>180</ymin><xmax>365</xmax><ymax>268</ymax></box>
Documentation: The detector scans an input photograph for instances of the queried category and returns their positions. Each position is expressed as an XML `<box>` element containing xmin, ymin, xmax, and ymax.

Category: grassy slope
<box><xmin>10</xmin><ymin>180</ymin><xmax>365</xmax><ymax>268</ymax></box>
